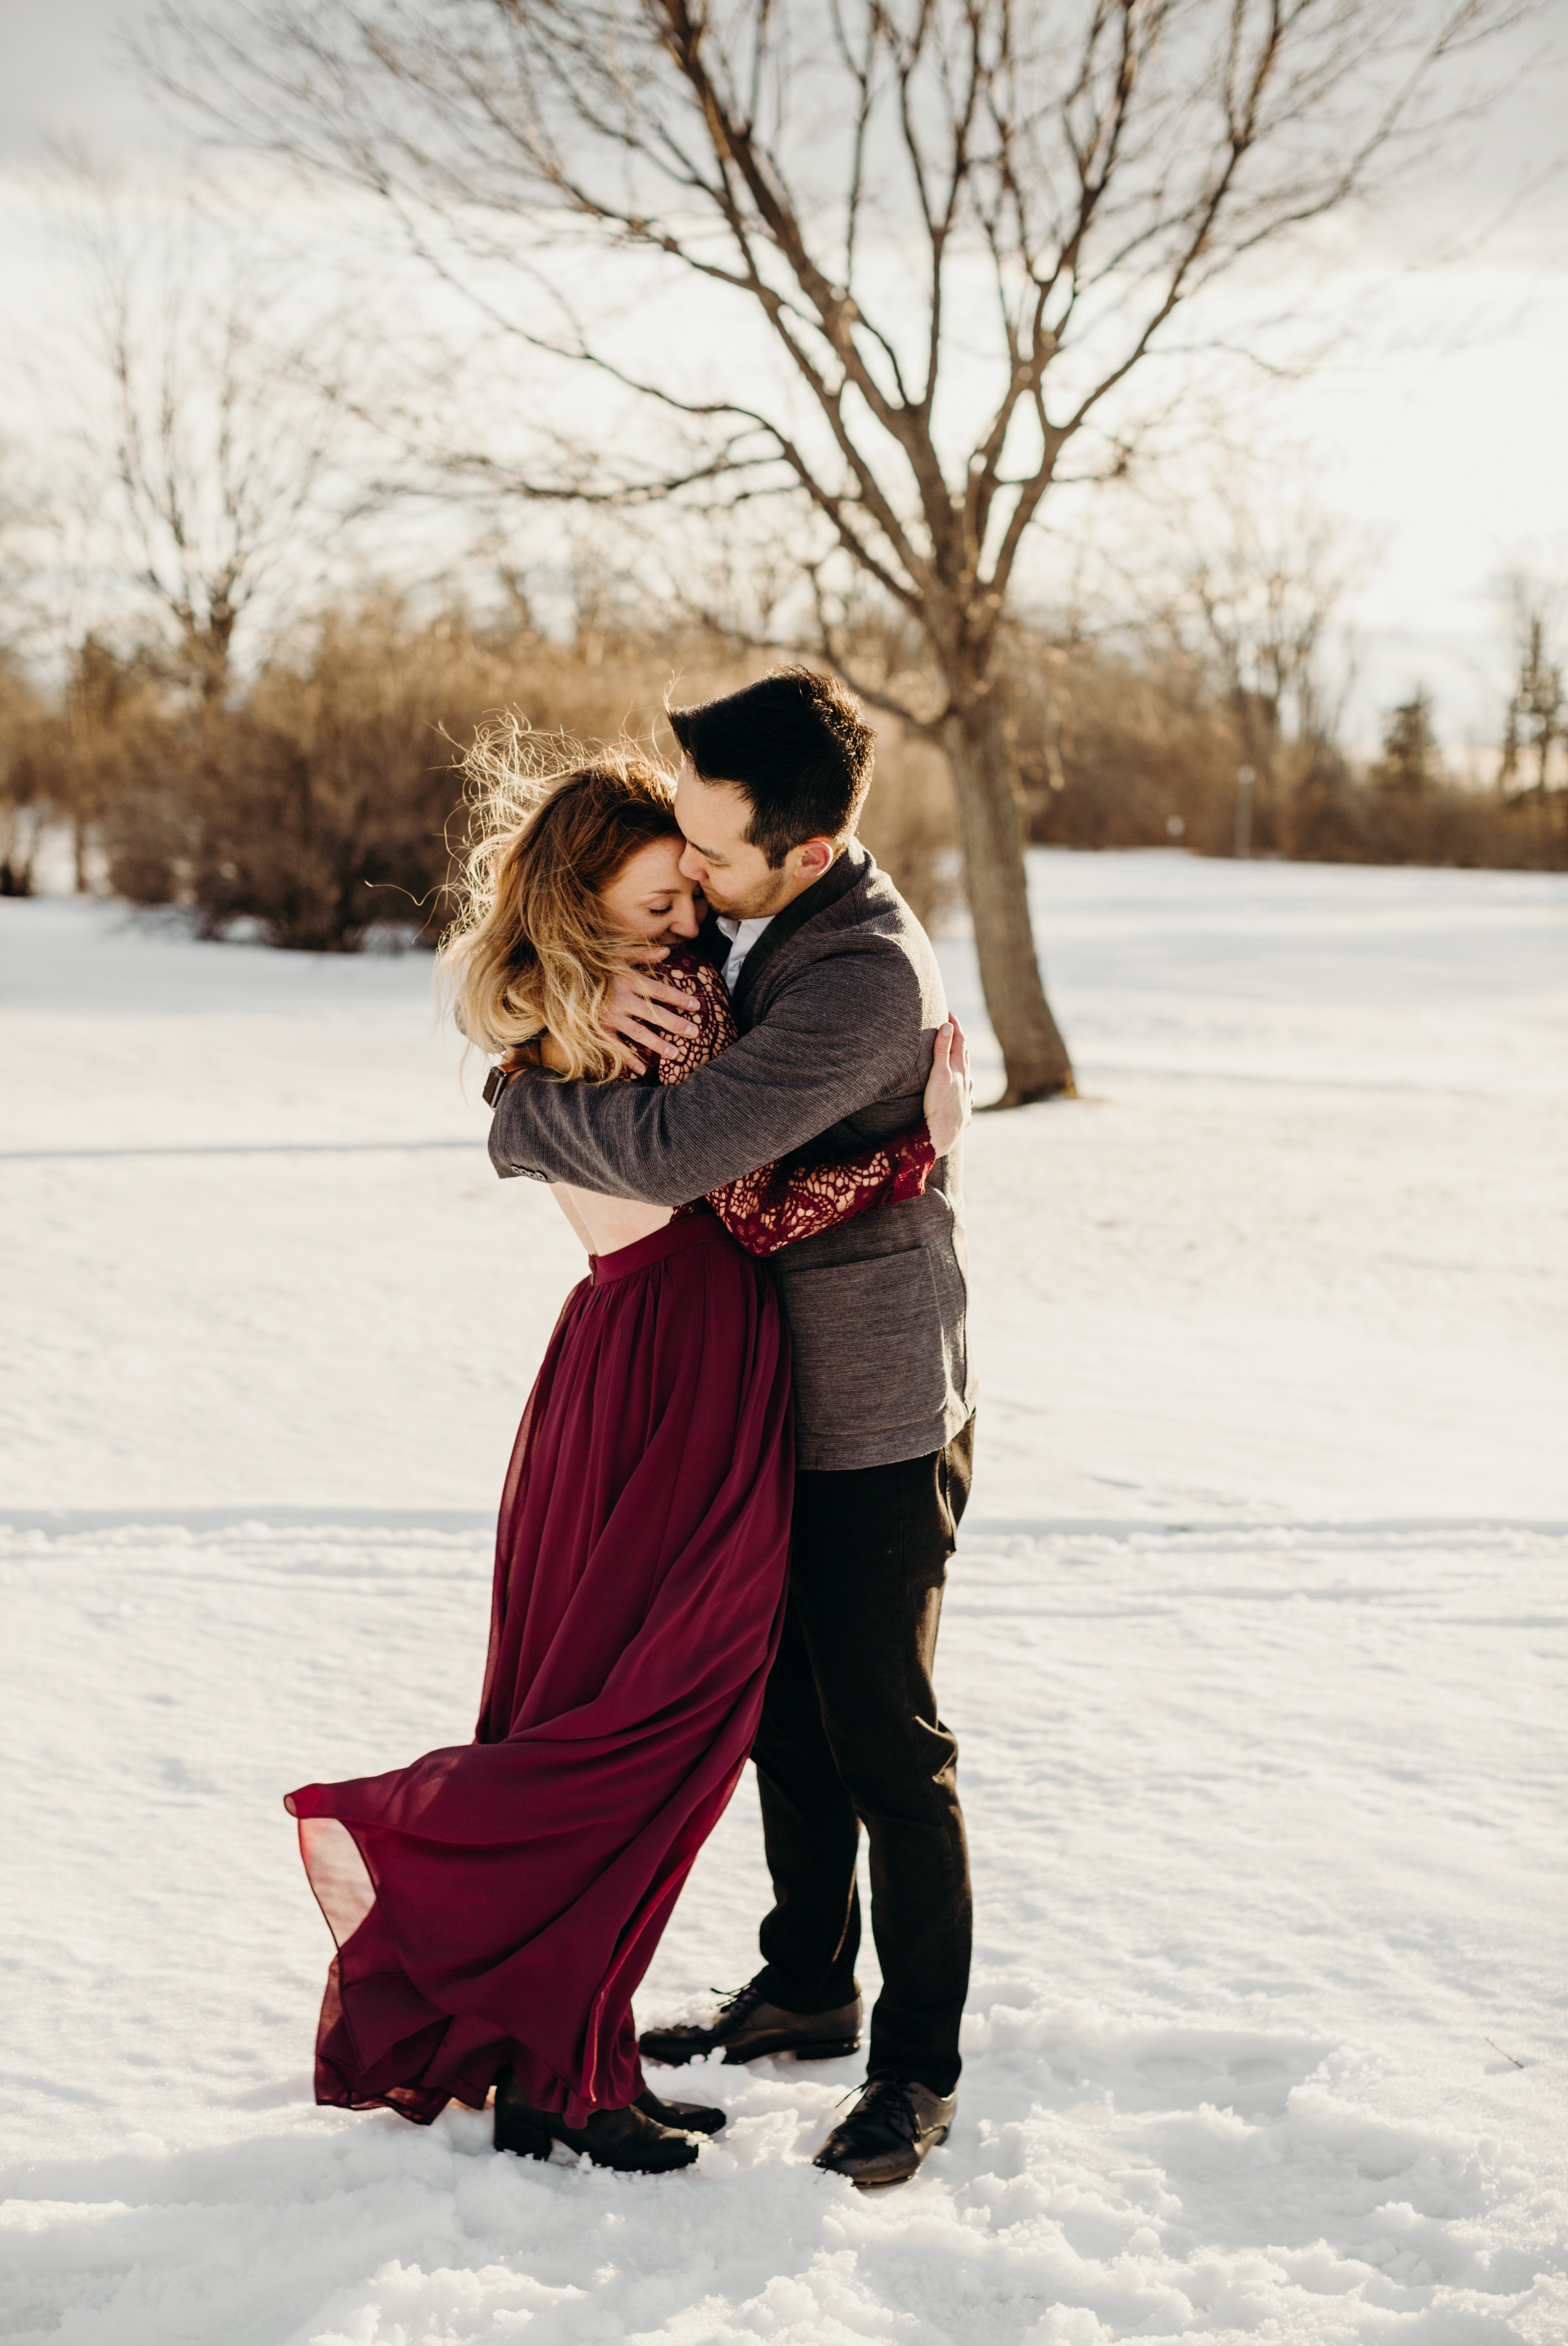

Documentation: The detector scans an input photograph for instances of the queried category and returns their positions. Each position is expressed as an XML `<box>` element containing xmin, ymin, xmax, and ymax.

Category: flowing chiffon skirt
<box><xmin>285</xmin><ymin>1210</ymin><xmax>793</xmax><ymax>2126</ymax></box>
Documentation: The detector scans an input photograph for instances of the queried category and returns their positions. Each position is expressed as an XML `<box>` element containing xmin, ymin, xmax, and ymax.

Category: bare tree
<box><xmin>154</xmin><ymin>0</ymin><xmax>1537</xmax><ymax>1099</ymax></box>
<box><xmin>0</xmin><ymin>446</ymin><xmax>51</xmax><ymax>895</ymax></box>
<box><xmin>1499</xmin><ymin>577</ymin><xmax>1565</xmax><ymax>800</ymax></box>
<box><xmin>71</xmin><ymin>189</ymin><xmax>346</xmax><ymax>701</ymax></box>
<box><xmin>1168</xmin><ymin>486</ymin><xmax>1353</xmax><ymax>851</ymax></box>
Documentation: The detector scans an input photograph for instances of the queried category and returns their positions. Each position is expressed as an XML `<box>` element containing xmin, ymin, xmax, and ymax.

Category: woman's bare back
<box><xmin>550</xmin><ymin>1183</ymin><xmax>670</xmax><ymax>1257</ymax></box>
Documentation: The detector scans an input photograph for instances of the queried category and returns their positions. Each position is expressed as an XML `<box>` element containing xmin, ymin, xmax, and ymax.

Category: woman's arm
<box><xmin>658</xmin><ymin>959</ymin><xmax>961</xmax><ymax>1260</ymax></box>
<box><xmin>703</xmin><ymin>1132</ymin><xmax>938</xmax><ymax>1257</ymax></box>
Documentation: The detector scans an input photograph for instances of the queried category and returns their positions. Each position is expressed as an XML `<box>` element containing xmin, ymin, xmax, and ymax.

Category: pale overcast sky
<box><xmin>3</xmin><ymin>0</ymin><xmax>1566</xmax><ymax>753</ymax></box>
<box><xmin>0</xmin><ymin>1</ymin><xmax>165</xmax><ymax>161</ymax></box>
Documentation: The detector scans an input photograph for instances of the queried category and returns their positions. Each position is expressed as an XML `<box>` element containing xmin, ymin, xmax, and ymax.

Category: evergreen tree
<box><xmin>1373</xmin><ymin>687</ymin><xmax>1443</xmax><ymax>795</ymax></box>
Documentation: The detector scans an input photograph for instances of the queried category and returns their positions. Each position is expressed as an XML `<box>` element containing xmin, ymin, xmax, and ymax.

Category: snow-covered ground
<box><xmin>3</xmin><ymin>852</ymin><xmax>1565</xmax><ymax>2345</ymax></box>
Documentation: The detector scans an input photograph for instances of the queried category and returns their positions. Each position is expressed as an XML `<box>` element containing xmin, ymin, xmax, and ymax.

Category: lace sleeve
<box><xmin>703</xmin><ymin>1129</ymin><xmax>936</xmax><ymax>1257</ymax></box>
<box><xmin>655</xmin><ymin>952</ymin><xmax>936</xmax><ymax>1258</ymax></box>
<box><xmin>653</xmin><ymin>953</ymin><xmax>740</xmax><ymax>1078</ymax></box>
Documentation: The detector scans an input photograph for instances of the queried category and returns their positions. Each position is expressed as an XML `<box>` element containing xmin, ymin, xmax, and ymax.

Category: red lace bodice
<box><xmin>644</xmin><ymin>948</ymin><xmax>935</xmax><ymax>1259</ymax></box>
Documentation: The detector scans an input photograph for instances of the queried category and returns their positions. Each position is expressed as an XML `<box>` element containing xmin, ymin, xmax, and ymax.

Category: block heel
<box><xmin>493</xmin><ymin>2104</ymin><xmax>553</xmax><ymax>2160</ymax></box>
<box><xmin>791</xmin><ymin>2036</ymin><xmax>862</xmax><ymax>2062</ymax></box>
<box><xmin>493</xmin><ymin>2066</ymin><xmax>553</xmax><ymax>2161</ymax></box>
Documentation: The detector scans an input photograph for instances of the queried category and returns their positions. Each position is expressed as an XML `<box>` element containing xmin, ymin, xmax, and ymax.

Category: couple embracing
<box><xmin>286</xmin><ymin>669</ymin><xmax>979</xmax><ymax>2190</ymax></box>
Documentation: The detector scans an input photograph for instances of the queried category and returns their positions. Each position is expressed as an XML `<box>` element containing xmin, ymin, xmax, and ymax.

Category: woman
<box><xmin>285</xmin><ymin>748</ymin><xmax>970</xmax><ymax>2175</ymax></box>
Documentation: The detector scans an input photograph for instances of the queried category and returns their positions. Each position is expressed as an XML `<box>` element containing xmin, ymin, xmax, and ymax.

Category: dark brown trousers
<box><xmin>751</xmin><ymin>1416</ymin><xmax>973</xmax><ymax>2094</ymax></box>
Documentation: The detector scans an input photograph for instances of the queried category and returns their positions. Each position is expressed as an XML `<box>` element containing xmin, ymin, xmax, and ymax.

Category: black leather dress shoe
<box><xmin>493</xmin><ymin>2066</ymin><xmax>699</xmax><ymax>2172</ymax></box>
<box><xmin>811</xmin><ymin>2077</ymin><xmax>956</xmax><ymax>2189</ymax></box>
<box><xmin>639</xmin><ymin>1979</ymin><xmax>862</xmax><ymax>2068</ymax></box>
<box><xmin>634</xmin><ymin>2086</ymin><xmax>727</xmax><ymax>2135</ymax></box>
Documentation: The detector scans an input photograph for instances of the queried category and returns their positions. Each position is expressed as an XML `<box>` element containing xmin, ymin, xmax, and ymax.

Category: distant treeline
<box><xmin>0</xmin><ymin>599</ymin><xmax>1560</xmax><ymax>947</ymax></box>
<box><xmin>1004</xmin><ymin>648</ymin><xmax>1564</xmax><ymax>872</ymax></box>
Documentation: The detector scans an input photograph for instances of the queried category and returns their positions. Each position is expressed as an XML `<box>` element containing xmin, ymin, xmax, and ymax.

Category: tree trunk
<box><xmin>942</xmin><ymin>695</ymin><xmax>1076</xmax><ymax>1105</ymax></box>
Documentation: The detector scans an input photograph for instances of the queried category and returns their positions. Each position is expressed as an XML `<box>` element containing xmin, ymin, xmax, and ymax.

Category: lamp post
<box><xmin>1233</xmin><ymin>766</ymin><xmax>1255</xmax><ymax>860</ymax></box>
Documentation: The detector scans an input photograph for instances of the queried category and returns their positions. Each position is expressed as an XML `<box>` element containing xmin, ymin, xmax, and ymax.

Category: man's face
<box><xmin>673</xmin><ymin>757</ymin><xmax>834</xmax><ymax>919</ymax></box>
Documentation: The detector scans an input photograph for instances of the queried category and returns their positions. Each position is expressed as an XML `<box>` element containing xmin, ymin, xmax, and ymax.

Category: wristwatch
<box><xmin>483</xmin><ymin>1033</ymin><xmax>546</xmax><ymax>1108</ymax></box>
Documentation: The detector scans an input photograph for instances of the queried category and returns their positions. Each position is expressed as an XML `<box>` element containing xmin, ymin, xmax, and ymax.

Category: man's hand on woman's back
<box><xmin>923</xmin><ymin>1017</ymin><xmax>973</xmax><ymax>1157</ymax></box>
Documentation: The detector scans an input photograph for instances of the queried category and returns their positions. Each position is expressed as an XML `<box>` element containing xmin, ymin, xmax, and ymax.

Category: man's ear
<box><xmin>792</xmin><ymin>835</ymin><xmax>837</xmax><ymax>882</ymax></box>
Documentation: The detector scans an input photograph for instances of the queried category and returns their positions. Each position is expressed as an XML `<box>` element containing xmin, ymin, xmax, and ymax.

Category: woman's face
<box><xmin>598</xmin><ymin>836</ymin><xmax>706</xmax><ymax>945</ymax></box>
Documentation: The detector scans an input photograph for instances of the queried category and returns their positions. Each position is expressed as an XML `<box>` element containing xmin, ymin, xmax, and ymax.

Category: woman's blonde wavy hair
<box><xmin>440</xmin><ymin>719</ymin><xmax>684</xmax><ymax>1083</ymax></box>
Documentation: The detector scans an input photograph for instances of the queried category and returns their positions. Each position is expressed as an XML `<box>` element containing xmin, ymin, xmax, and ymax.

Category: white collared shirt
<box><xmin>715</xmin><ymin>913</ymin><xmax>774</xmax><ymax>995</ymax></box>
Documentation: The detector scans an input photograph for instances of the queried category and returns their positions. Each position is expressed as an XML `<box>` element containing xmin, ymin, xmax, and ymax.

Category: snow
<box><xmin>2</xmin><ymin>851</ymin><xmax>1566</xmax><ymax>2345</ymax></box>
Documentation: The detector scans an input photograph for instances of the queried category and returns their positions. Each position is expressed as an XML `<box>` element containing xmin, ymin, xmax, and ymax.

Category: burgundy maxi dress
<box><xmin>286</xmin><ymin>949</ymin><xmax>936</xmax><ymax>2127</ymax></box>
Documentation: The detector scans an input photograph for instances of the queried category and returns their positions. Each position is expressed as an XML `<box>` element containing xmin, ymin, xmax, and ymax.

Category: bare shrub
<box><xmin>1290</xmin><ymin>770</ymin><xmax>1563</xmax><ymax>870</ymax></box>
<box><xmin>1007</xmin><ymin>632</ymin><xmax>1565</xmax><ymax>872</ymax></box>
<box><xmin>854</xmin><ymin>721</ymin><xmax>959</xmax><ymax>933</ymax></box>
<box><xmin>28</xmin><ymin>601</ymin><xmax>1556</xmax><ymax>942</ymax></box>
<box><xmin>1009</xmin><ymin>639</ymin><xmax>1240</xmax><ymax>855</ymax></box>
<box><xmin>49</xmin><ymin>601</ymin><xmax>960</xmax><ymax>948</ymax></box>
<box><xmin>0</xmin><ymin>653</ymin><xmax>47</xmax><ymax>894</ymax></box>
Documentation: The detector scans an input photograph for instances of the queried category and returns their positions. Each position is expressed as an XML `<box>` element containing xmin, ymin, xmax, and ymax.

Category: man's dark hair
<box><xmin>667</xmin><ymin>666</ymin><xmax>874</xmax><ymax>868</ymax></box>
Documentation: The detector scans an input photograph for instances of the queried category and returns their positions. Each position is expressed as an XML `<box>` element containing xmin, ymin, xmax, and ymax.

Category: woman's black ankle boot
<box><xmin>493</xmin><ymin>2066</ymin><xmax>700</xmax><ymax>2173</ymax></box>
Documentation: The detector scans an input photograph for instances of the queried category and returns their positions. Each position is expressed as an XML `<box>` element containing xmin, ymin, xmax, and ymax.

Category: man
<box><xmin>487</xmin><ymin>667</ymin><xmax>977</xmax><ymax>2188</ymax></box>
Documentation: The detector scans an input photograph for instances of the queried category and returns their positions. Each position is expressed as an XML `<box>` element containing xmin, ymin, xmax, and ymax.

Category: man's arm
<box><xmin>488</xmin><ymin>942</ymin><xmax>928</xmax><ymax>1205</ymax></box>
